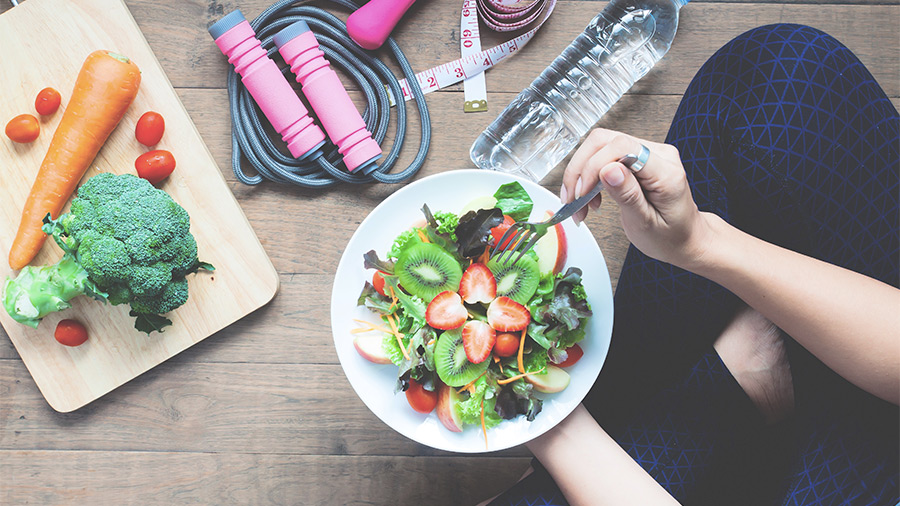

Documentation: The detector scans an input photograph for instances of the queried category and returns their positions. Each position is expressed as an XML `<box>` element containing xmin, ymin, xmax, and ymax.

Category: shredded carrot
<box><xmin>478</xmin><ymin>246</ymin><xmax>491</xmax><ymax>265</ymax></box>
<box><xmin>517</xmin><ymin>325</ymin><xmax>528</xmax><ymax>373</ymax></box>
<box><xmin>497</xmin><ymin>367</ymin><xmax>546</xmax><ymax>385</ymax></box>
<box><xmin>385</xmin><ymin>314</ymin><xmax>410</xmax><ymax>361</ymax></box>
<box><xmin>351</xmin><ymin>319</ymin><xmax>393</xmax><ymax>334</ymax></box>
<box><xmin>480</xmin><ymin>398</ymin><xmax>488</xmax><ymax>450</ymax></box>
<box><xmin>417</xmin><ymin>229</ymin><xmax>430</xmax><ymax>243</ymax></box>
<box><xmin>388</xmin><ymin>286</ymin><xmax>398</xmax><ymax>311</ymax></box>
<box><xmin>457</xmin><ymin>369</ymin><xmax>487</xmax><ymax>394</ymax></box>
<box><xmin>493</xmin><ymin>355</ymin><xmax>504</xmax><ymax>375</ymax></box>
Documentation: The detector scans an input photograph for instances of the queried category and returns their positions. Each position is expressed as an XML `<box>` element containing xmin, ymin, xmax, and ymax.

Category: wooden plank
<box><xmin>0</xmin><ymin>359</ymin><xmax>530</xmax><ymax>457</ymax></box>
<box><xmin>0</xmin><ymin>451</ymin><xmax>532</xmax><ymax>506</ymax></box>
<box><xmin>34</xmin><ymin>1</ymin><xmax>894</xmax><ymax>97</ymax></box>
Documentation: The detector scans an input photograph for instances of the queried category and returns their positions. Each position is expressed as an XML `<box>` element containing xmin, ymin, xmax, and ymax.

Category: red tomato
<box><xmin>55</xmin><ymin>319</ymin><xmax>88</xmax><ymax>347</ymax></box>
<box><xmin>135</xmin><ymin>149</ymin><xmax>176</xmax><ymax>184</ymax></box>
<box><xmin>5</xmin><ymin>114</ymin><xmax>40</xmax><ymax>143</ymax></box>
<box><xmin>557</xmin><ymin>343</ymin><xmax>584</xmax><ymax>367</ymax></box>
<box><xmin>34</xmin><ymin>88</ymin><xmax>61</xmax><ymax>116</ymax></box>
<box><xmin>490</xmin><ymin>215</ymin><xmax>516</xmax><ymax>249</ymax></box>
<box><xmin>493</xmin><ymin>332</ymin><xmax>520</xmax><ymax>358</ymax></box>
<box><xmin>406</xmin><ymin>379</ymin><xmax>438</xmax><ymax>414</ymax></box>
<box><xmin>372</xmin><ymin>271</ymin><xmax>387</xmax><ymax>296</ymax></box>
<box><xmin>135</xmin><ymin>111</ymin><xmax>166</xmax><ymax>146</ymax></box>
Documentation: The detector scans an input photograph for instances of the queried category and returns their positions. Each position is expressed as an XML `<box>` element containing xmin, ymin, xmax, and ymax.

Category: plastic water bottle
<box><xmin>470</xmin><ymin>0</ymin><xmax>689</xmax><ymax>181</ymax></box>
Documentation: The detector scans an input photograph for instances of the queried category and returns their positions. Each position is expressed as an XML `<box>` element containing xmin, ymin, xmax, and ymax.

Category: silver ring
<box><xmin>623</xmin><ymin>144</ymin><xmax>651</xmax><ymax>172</ymax></box>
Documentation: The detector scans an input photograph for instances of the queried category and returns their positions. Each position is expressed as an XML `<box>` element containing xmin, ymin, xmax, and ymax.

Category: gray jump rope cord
<box><xmin>227</xmin><ymin>0</ymin><xmax>432</xmax><ymax>187</ymax></box>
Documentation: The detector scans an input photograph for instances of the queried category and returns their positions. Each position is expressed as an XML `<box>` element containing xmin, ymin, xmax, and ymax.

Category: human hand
<box><xmin>560</xmin><ymin>128</ymin><xmax>713</xmax><ymax>269</ymax></box>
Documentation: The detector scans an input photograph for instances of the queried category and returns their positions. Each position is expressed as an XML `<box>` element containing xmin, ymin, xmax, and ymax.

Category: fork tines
<box><xmin>490</xmin><ymin>224</ymin><xmax>539</xmax><ymax>266</ymax></box>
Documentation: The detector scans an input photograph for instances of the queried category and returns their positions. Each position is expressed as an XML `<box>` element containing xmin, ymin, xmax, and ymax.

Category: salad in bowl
<box><xmin>331</xmin><ymin>170</ymin><xmax>612</xmax><ymax>452</ymax></box>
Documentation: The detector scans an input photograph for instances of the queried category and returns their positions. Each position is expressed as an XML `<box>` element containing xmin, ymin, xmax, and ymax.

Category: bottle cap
<box><xmin>208</xmin><ymin>10</ymin><xmax>247</xmax><ymax>40</ymax></box>
<box><xmin>273</xmin><ymin>20</ymin><xmax>312</xmax><ymax>49</ymax></box>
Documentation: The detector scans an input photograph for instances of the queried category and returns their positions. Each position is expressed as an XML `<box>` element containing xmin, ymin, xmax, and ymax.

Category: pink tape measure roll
<box><xmin>383</xmin><ymin>0</ymin><xmax>557</xmax><ymax>109</ymax></box>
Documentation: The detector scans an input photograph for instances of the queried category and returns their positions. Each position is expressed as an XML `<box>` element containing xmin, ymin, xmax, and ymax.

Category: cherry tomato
<box><xmin>490</xmin><ymin>215</ymin><xmax>516</xmax><ymax>249</ymax></box>
<box><xmin>5</xmin><ymin>114</ymin><xmax>40</xmax><ymax>143</ymax></box>
<box><xmin>135</xmin><ymin>111</ymin><xmax>166</xmax><ymax>146</ymax></box>
<box><xmin>135</xmin><ymin>149</ymin><xmax>176</xmax><ymax>184</ymax></box>
<box><xmin>372</xmin><ymin>271</ymin><xmax>387</xmax><ymax>296</ymax></box>
<box><xmin>55</xmin><ymin>319</ymin><xmax>88</xmax><ymax>347</ymax></box>
<box><xmin>493</xmin><ymin>332</ymin><xmax>520</xmax><ymax>358</ymax></box>
<box><xmin>34</xmin><ymin>88</ymin><xmax>61</xmax><ymax>116</ymax></box>
<box><xmin>406</xmin><ymin>379</ymin><xmax>438</xmax><ymax>414</ymax></box>
<box><xmin>557</xmin><ymin>343</ymin><xmax>584</xmax><ymax>367</ymax></box>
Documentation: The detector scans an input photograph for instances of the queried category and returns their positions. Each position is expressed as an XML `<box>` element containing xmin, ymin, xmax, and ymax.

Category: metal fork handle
<box><xmin>548</xmin><ymin>183</ymin><xmax>604</xmax><ymax>225</ymax></box>
<box><xmin>547</xmin><ymin>153</ymin><xmax>641</xmax><ymax>225</ymax></box>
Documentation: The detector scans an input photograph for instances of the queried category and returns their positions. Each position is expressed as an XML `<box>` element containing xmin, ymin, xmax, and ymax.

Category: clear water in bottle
<box><xmin>470</xmin><ymin>0</ymin><xmax>688</xmax><ymax>181</ymax></box>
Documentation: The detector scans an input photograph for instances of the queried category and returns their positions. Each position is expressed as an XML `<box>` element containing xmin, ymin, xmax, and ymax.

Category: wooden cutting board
<box><xmin>0</xmin><ymin>0</ymin><xmax>279</xmax><ymax>412</ymax></box>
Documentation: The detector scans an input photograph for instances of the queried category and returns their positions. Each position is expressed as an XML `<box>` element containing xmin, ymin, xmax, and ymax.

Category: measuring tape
<box><xmin>392</xmin><ymin>0</ymin><xmax>557</xmax><ymax>109</ymax></box>
<box><xmin>461</xmin><ymin>0</ymin><xmax>487</xmax><ymax>112</ymax></box>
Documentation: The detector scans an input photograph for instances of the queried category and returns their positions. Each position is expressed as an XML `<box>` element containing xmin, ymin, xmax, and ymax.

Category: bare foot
<box><xmin>714</xmin><ymin>306</ymin><xmax>794</xmax><ymax>424</ymax></box>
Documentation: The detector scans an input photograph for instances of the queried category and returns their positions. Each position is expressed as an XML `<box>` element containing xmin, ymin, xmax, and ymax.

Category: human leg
<box><xmin>585</xmin><ymin>22</ymin><xmax>898</xmax><ymax>501</ymax></box>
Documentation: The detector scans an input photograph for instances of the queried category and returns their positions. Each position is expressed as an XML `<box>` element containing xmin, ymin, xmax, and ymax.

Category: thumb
<box><xmin>599</xmin><ymin>163</ymin><xmax>651</xmax><ymax>218</ymax></box>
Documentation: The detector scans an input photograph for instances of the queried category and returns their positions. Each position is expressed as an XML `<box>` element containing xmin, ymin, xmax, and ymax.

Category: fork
<box><xmin>491</xmin><ymin>153</ymin><xmax>644</xmax><ymax>266</ymax></box>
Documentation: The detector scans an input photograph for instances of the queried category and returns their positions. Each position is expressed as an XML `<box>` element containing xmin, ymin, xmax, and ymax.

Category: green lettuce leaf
<box><xmin>387</xmin><ymin>229</ymin><xmax>421</xmax><ymax>261</ymax></box>
<box><xmin>493</xmin><ymin>182</ymin><xmax>533</xmax><ymax>221</ymax></box>
<box><xmin>456</xmin><ymin>375</ymin><xmax>503</xmax><ymax>429</ymax></box>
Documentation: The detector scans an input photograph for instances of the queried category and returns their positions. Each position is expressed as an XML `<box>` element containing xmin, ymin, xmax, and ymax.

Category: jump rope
<box><xmin>210</xmin><ymin>0</ymin><xmax>554</xmax><ymax>188</ymax></box>
<box><xmin>212</xmin><ymin>0</ymin><xmax>431</xmax><ymax>187</ymax></box>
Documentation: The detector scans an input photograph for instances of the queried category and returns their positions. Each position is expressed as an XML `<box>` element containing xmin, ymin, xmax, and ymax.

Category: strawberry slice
<box><xmin>458</xmin><ymin>263</ymin><xmax>497</xmax><ymax>304</ymax></box>
<box><xmin>462</xmin><ymin>320</ymin><xmax>496</xmax><ymax>364</ymax></box>
<box><xmin>426</xmin><ymin>291</ymin><xmax>467</xmax><ymax>330</ymax></box>
<box><xmin>487</xmin><ymin>296</ymin><xmax>531</xmax><ymax>332</ymax></box>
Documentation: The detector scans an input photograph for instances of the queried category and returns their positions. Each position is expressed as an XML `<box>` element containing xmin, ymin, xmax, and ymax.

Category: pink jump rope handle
<box><xmin>209</xmin><ymin>10</ymin><xmax>326</xmax><ymax>160</ymax></box>
<box><xmin>346</xmin><ymin>0</ymin><xmax>419</xmax><ymax>50</ymax></box>
<box><xmin>275</xmin><ymin>21</ymin><xmax>382</xmax><ymax>173</ymax></box>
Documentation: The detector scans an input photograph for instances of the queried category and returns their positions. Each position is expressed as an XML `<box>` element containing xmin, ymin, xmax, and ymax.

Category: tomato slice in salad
<box><xmin>406</xmin><ymin>379</ymin><xmax>438</xmax><ymax>414</ymax></box>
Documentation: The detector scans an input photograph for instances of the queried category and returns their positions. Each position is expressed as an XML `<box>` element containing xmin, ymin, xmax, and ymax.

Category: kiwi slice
<box><xmin>487</xmin><ymin>255</ymin><xmax>540</xmax><ymax>304</ymax></box>
<box><xmin>395</xmin><ymin>242</ymin><xmax>462</xmax><ymax>302</ymax></box>
<box><xmin>434</xmin><ymin>328</ymin><xmax>490</xmax><ymax>387</ymax></box>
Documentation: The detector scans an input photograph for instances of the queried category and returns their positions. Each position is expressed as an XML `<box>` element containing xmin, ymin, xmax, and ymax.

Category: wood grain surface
<box><xmin>0</xmin><ymin>0</ymin><xmax>278</xmax><ymax>413</ymax></box>
<box><xmin>1</xmin><ymin>0</ymin><xmax>897</xmax><ymax>504</ymax></box>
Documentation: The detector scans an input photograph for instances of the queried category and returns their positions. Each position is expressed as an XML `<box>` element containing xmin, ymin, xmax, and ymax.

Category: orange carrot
<box><xmin>9</xmin><ymin>50</ymin><xmax>141</xmax><ymax>270</ymax></box>
<box><xmin>480</xmin><ymin>398</ymin><xmax>488</xmax><ymax>450</ymax></box>
<box><xmin>517</xmin><ymin>325</ymin><xmax>528</xmax><ymax>373</ymax></box>
<box><xmin>497</xmin><ymin>367</ymin><xmax>546</xmax><ymax>385</ymax></box>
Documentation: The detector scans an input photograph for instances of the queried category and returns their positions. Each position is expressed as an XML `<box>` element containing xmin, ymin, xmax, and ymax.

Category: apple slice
<box><xmin>353</xmin><ymin>334</ymin><xmax>392</xmax><ymax>364</ymax></box>
<box><xmin>459</xmin><ymin>195</ymin><xmax>498</xmax><ymax>216</ymax></box>
<box><xmin>436</xmin><ymin>383</ymin><xmax>464</xmax><ymax>432</ymax></box>
<box><xmin>525</xmin><ymin>364</ymin><xmax>571</xmax><ymax>393</ymax></box>
<box><xmin>534</xmin><ymin>210</ymin><xmax>568</xmax><ymax>275</ymax></box>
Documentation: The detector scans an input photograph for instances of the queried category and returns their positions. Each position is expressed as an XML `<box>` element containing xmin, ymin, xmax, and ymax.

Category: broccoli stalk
<box><xmin>3</xmin><ymin>255</ymin><xmax>106</xmax><ymax>327</ymax></box>
<box><xmin>2</xmin><ymin>173</ymin><xmax>212</xmax><ymax>334</ymax></box>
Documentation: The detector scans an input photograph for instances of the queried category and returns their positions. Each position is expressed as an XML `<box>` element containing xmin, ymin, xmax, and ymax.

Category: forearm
<box><xmin>526</xmin><ymin>405</ymin><xmax>680</xmax><ymax>506</ymax></box>
<box><xmin>688</xmin><ymin>213</ymin><xmax>900</xmax><ymax>403</ymax></box>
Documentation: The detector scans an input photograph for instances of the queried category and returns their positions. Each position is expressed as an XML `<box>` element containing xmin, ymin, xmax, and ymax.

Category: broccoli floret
<box><xmin>3</xmin><ymin>173</ymin><xmax>212</xmax><ymax>333</ymax></box>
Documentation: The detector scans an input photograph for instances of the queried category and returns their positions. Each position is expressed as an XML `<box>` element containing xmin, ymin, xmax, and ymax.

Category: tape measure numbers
<box><xmin>461</xmin><ymin>0</ymin><xmax>487</xmax><ymax>112</ymax></box>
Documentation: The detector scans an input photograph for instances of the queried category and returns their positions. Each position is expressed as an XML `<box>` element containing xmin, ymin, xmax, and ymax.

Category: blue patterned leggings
<box><xmin>489</xmin><ymin>24</ymin><xmax>899</xmax><ymax>506</ymax></box>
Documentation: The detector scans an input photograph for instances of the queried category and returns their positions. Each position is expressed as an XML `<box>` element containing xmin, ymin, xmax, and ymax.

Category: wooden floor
<box><xmin>1</xmin><ymin>0</ymin><xmax>897</xmax><ymax>504</ymax></box>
